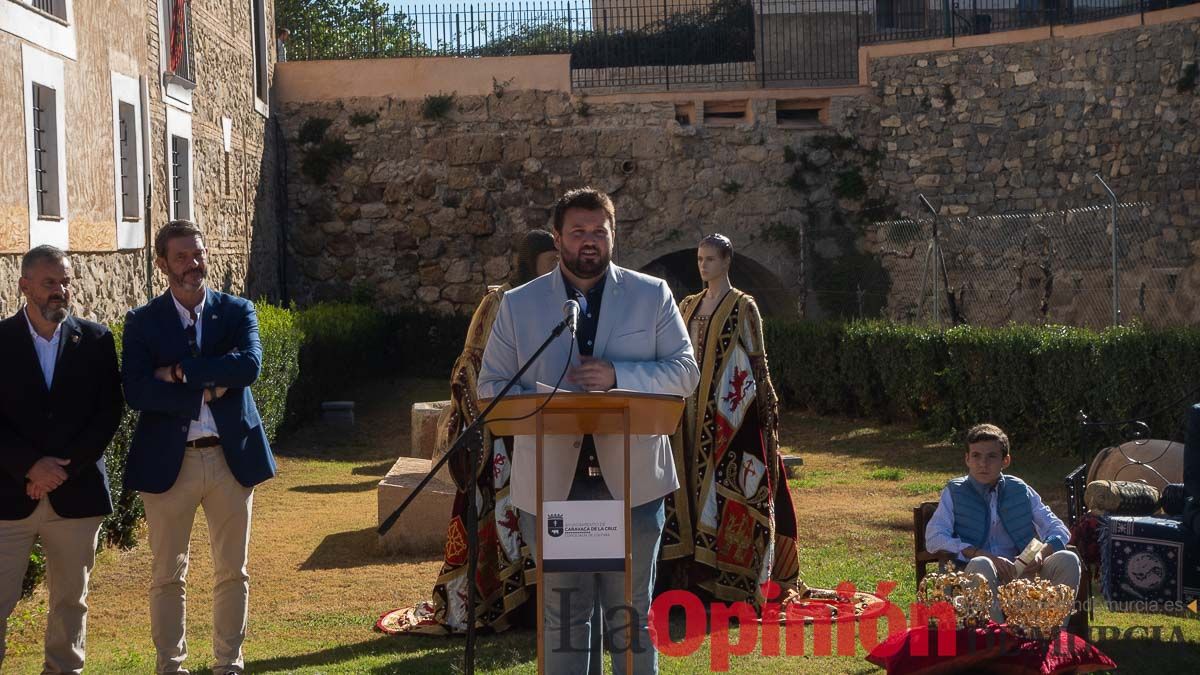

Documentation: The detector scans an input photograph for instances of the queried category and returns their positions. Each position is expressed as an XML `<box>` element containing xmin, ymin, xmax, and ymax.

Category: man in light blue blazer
<box><xmin>122</xmin><ymin>221</ymin><xmax>275</xmax><ymax>675</ymax></box>
<box><xmin>479</xmin><ymin>188</ymin><xmax>699</xmax><ymax>674</ymax></box>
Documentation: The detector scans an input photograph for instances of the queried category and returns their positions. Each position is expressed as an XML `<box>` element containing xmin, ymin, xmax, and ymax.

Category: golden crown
<box><xmin>997</xmin><ymin>578</ymin><xmax>1075</xmax><ymax>638</ymax></box>
<box><xmin>917</xmin><ymin>570</ymin><xmax>993</xmax><ymax>627</ymax></box>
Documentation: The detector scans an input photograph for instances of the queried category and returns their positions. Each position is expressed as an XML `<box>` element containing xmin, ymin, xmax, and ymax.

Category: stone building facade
<box><xmin>0</xmin><ymin>0</ymin><xmax>283</xmax><ymax>323</ymax></box>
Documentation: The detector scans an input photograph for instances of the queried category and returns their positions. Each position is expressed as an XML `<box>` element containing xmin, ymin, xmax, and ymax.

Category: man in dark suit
<box><xmin>122</xmin><ymin>221</ymin><xmax>275</xmax><ymax>675</ymax></box>
<box><xmin>0</xmin><ymin>245</ymin><xmax>123</xmax><ymax>673</ymax></box>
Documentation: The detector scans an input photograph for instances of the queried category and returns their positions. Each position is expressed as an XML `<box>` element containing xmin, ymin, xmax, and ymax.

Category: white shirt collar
<box><xmin>171</xmin><ymin>290</ymin><xmax>206</xmax><ymax>326</ymax></box>
<box><xmin>23</xmin><ymin>306</ymin><xmax>64</xmax><ymax>344</ymax></box>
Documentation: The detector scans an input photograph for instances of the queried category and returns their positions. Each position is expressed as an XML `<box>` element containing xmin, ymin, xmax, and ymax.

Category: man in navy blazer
<box><xmin>0</xmin><ymin>245</ymin><xmax>122</xmax><ymax>673</ymax></box>
<box><xmin>122</xmin><ymin>221</ymin><xmax>275</xmax><ymax>675</ymax></box>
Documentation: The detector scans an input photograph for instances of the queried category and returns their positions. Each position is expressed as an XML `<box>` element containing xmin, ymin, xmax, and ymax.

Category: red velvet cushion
<box><xmin>866</xmin><ymin>625</ymin><xmax>1005</xmax><ymax>675</ymax></box>
<box><xmin>988</xmin><ymin>629</ymin><xmax>1116</xmax><ymax>675</ymax></box>
<box><xmin>867</xmin><ymin>625</ymin><xmax>1116</xmax><ymax>675</ymax></box>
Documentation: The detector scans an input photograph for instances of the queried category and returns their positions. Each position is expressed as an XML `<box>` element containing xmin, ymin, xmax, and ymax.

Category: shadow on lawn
<box><xmin>299</xmin><ymin>527</ymin><xmax>440</xmax><ymax>570</ymax></box>
<box><xmin>353</xmin><ymin>459</ymin><xmax>398</xmax><ymax>476</ymax></box>
<box><xmin>290</xmin><ymin>479</ymin><xmax>380</xmax><ymax>494</ymax></box>
<box><xmin>780</xmin><ymin>411</ymin><xmax>1085</xmax><ymax>500</ymax></box>
<box><xmin>196</xmin><ymin>632</ymin><xmax>536</xmax><ymax>674</ymax></box>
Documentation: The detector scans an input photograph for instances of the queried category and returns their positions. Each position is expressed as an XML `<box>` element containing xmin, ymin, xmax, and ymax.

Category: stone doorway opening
<box><xmin>638</xmin><ymin>249</ymin><xmax>795</xmax><ymax>317</ymax></box>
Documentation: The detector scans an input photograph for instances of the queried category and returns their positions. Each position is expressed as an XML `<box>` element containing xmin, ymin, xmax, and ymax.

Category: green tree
<box><xmin>276</xmin><ymin>0</ymin><xmax>426</xmax><ymax>59</ymax></box>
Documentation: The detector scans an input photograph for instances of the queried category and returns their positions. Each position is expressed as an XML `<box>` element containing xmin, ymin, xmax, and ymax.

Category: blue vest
<box><xmin>948</xmin><ymin>474</ymin><xmax>1035</xmax><ymax>552</ymax></box>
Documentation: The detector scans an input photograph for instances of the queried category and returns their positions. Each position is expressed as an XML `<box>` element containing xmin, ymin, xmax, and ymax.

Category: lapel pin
<box><xmin>211</xmin><ymin>314</ymin><xmax>218</xmax><ymax>320</ymax></box>
<box><xmin>71</xmin><ymin>334</ymin><xmax>80</xmax><ymax>344</ymax></box>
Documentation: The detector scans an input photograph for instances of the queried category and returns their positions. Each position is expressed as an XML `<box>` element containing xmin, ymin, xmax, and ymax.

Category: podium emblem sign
<box><xmin>542</xmin><ymin>500</ymin><xmax>625</xmax><ymax>573</ymax></box>
<box><xmin>480</xmin><ymin>392</ymin><xmax>684</xmax><ymax>675</ymax></box>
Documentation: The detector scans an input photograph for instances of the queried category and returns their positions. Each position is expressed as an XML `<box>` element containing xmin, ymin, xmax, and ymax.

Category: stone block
<box><xmin>321</xmin><ymin>400</ymin><xmax>355</xmax><ymax>426</ymax></box>
<box><xmin>410</xmin><ymin>401</ymin><xmax>452</xmax><ymax>459</ymax></box>
<box><xmin>377</xmin><ymin>456</ymin><xmax>456</xmax><ymax>556</ymax></box>
<box><xmin>783</xmin><ymin>455</ymin><xmax>804</xmax><ymax>478</ymax></box>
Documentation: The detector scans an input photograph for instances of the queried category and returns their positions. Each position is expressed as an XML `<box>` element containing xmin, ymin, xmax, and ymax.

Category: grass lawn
<box><xmin>6</xmin><ymin>377</ymin><xmax>1198</xmax><ymax>673</ymax></box>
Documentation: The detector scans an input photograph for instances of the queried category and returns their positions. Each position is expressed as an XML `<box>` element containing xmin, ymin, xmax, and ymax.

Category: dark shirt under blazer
<box><xmin>121</xmin><ymin>289</ymin><xmax>276</xmax><ymax>494</ymax></box>
<box><xmin>0</xmin><ymin>312</ymin><xmax>123</xmax><ymax>520</ymax></box>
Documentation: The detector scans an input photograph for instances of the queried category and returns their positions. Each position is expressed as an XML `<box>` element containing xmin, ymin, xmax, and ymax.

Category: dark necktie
<box><xmin>185</xmin><ymin>322</ymin><xmax>198</xmax><ymax>358</ymax></box>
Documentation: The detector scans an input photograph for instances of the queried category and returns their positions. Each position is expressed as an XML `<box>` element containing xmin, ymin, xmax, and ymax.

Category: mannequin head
<box><xmin>697</xmin><ymin>233</ymin><xmax>733</xmax><ymax>285</ymax></box>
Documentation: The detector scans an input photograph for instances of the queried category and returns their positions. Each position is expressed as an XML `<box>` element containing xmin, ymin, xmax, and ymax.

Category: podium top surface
<box><xmin>479</xmin><ymin>391</ymin><xmax>684</xmax><ymax>436</ymax></box>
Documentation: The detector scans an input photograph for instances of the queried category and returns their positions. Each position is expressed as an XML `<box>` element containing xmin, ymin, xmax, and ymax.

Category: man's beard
<box><xmin>37</xmin><ymin>297</ymin><xmax>69</xmax><ymax>323</ymax></box>
<box><xmin>172</xmin><ymin>267</ymin><xmax>207</xmax><ymax>290</ymax></box>
<box><xmin>562</xmin><ymin>246</ymin><xmax>610</xmax><ymax>280</ymax></box>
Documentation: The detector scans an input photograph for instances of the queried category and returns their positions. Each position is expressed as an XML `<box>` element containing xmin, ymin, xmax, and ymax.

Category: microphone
<box><xmin>562</xmin><ymin>299</ymin><xmax>580</xmax><ymax>335</ymax></box>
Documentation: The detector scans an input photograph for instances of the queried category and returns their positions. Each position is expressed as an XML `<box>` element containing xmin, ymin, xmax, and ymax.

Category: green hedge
<box><xmin>287</xmin><ymin>307</ymin><xmax>1200</xmax><ymax>454</ymax></box>
<box><xmin>287</xmin><ymin>305</ymin><xmax>468</xmax><ymax>419</ymax></box>
<box><xmin>766</xmin><ymin>320</ymin><xmax>1200</xmax><ymax>451</ymax></box>
<box><xmin>36</xmin><ymin>303</ymin><xmax>1191</xmax><ymax>594</ymax></box>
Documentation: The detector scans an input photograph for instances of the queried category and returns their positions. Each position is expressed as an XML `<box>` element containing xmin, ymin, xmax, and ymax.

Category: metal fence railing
<box><xmin>279</xmin><ymin>0</ymin><xmax>1199</xmax><ymax>89</ymax></box>
<box><xmin>862</xmin><ymin>0</ymin><xmax>1185</xmax><ymax>44</ymax></box>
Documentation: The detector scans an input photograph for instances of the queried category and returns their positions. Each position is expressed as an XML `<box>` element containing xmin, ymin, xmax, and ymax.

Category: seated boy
<box><xmin>925</xmin><ymin>423</ymin><xmax>1081</xmax><ymax>623</ymax></box>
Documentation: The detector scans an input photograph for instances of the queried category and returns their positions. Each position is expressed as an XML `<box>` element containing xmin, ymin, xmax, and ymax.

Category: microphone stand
<box><xmin>378</xmin><ymin>315</ymin><xmax>573</xmax><ymax>675</ymax></box>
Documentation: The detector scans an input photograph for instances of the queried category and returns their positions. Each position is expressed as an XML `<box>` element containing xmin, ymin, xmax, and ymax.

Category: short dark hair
<box><xmin>21</xmin><ymin>245</ymin><xmax>68</xmax><ymax>276</ymax></box>
<box><xmin>699</xmin><ymin>233</ymin><xmax>734</xmax><ymax>260</ymax></box>
<box><xmin>551</xmin><ymin>187</ymin><xmax>615</xmax><ymax>233</ymax></box>
<box><xmin>155</xmin><ymin>221</ymin><xmax>204</xmax><ymax>258</ymax></box>
<box><xmin>966</xmin><ymin>423</ymin><xmax>1010</xmax><ymax>457</ymax></box>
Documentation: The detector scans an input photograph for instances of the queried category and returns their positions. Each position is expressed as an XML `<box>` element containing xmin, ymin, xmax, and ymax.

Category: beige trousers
<box><xmin>965</xmin><ymin>549</ymin><xmax>1082</xmax><ymax>624</ymax></box>
<box><xmin>140</xmin><ymin>446</ymin><xmax>254</xmax><ymax>675</ymax></box>
<box><xmin>0</xmin><ymin>498</ymin><xmax>103</xmax><ymax>675</ymax></box>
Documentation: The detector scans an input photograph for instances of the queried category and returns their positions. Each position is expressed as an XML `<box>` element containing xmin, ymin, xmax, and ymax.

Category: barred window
<box><xmin>251</xmin><ymin>0</ymin><xmax>268</xmax><ymax>104</ymax></box>
<box><xmin>30</xmin><ymin>0</ymin><xmax>67</xmax><ymax>21</ymax></box>
<box><xmin>32</xmin><ymin>83</ymin><xmax>62</xmax><ymax>219</ymax></box>
<box><xmin>117</xmin><ymin>101</ymin><xmax>140</xmax><ymax>220</ymax></box>
<box><xmin>170</xmin><ymin>134</ymin><xmax>191</xmax><ymax>221</ymax></box>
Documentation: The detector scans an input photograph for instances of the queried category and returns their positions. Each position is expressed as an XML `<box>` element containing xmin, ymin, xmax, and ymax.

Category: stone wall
<box><xmin>0</xmin><ymin>251</ymin><xmax>147</xmax><ymax>323</ymax></box>
<box><xmin>279</xmin><ymin>89</ymin><xmax>883</xmax><ymax>317</ymax></box>
<box><xmin>861</xmin><ymin>15</ymin><xmax>1200</xmax><ymax>325</ymax></box>
<box><xmin>278</xmin><ymin>12</ymin><xmax>1200</xmax><ymax>325</ymax></box>
<box><xmin>864</xmin><ymin>17</ymin><xmax>1200</xmax><ymax>217</ymax></box>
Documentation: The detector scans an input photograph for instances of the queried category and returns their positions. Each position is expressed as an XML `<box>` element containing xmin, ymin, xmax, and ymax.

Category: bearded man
<box><xmin>0</xmin><ymin>245</ymin><xmax>123</xmax><ymax>673</ymax></box>
<box><xmin>121</xmin><ymin>221</ymin><xmax>275</xmax><ymax>675</ymax></box>
<box><xmin>478</xmin><ymin>187</ymin><xmax>699</xmax><ymax>674</ymax></box>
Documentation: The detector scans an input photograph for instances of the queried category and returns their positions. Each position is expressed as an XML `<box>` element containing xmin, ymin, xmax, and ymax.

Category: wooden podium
<box><xmin>482</xmin><ymin>392</ymin><xmax>684</xmax><ymax>675</ymax></box>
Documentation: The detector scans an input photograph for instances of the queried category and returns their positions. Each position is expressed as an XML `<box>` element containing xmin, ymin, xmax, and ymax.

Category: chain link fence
<box><xmin>862</xmin><ymin>201</ymin><xmax>1194</xmax><ymax>328</ymax></box>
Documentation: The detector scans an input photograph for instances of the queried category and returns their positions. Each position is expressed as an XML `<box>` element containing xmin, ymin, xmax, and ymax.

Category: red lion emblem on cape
<box><xmin>722</xmin><ymin>366</ymin><xmax>752</xmax><ymax>412</ymax></box>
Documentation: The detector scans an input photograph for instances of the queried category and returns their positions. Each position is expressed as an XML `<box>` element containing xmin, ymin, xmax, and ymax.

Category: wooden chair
<box><xmin>1063</xmin><ymin>464</ymin><xmax>1092</xmax><ymax>634</ymax></box>
<box><xmin>913</xmin><ymin>501</ymin><xmax>956</xmax><ymax>587</ymax></box>
<box><xmin>912</xmin><ymin>497</ymin><xmax>1090</xmax><ymax>634</ymax></box>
